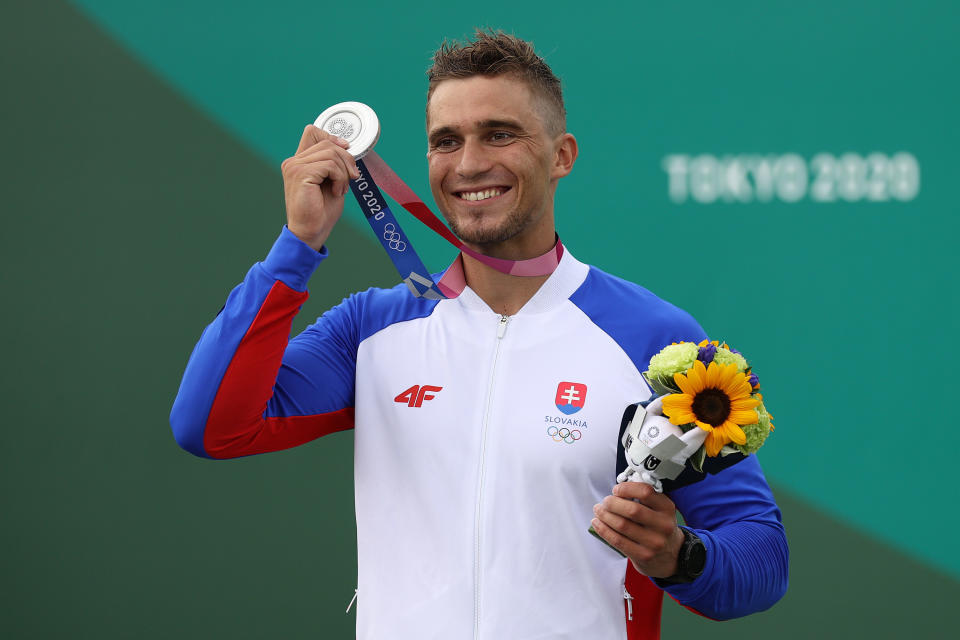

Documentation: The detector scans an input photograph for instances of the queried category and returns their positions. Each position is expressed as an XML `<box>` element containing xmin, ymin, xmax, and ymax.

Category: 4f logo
<box><xmin>395</xmin><ymin>384</ymin><xmax>443</xmax><ymax>408</ymax></box>
<box><xmin>555</xmin><ymin>382</ymin><xmax>587</xmax><ymax>415</ymax></box>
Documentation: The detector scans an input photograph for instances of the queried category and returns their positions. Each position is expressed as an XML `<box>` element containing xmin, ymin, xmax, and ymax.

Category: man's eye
<box><xmin>433</xmin><ymin>138</ymin><xmax>458</xmax><ymax>150</ymax></box>
<box><xmin>490</xmin><ymin>131</ymin><xmax>513</xmax><ymax>142</ymax></box>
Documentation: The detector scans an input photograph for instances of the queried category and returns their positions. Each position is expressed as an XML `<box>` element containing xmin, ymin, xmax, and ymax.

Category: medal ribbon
<box><xmin>348</xmin><ymin>151</ymin><xmax>563</xmax><ymax>299</ymax></box>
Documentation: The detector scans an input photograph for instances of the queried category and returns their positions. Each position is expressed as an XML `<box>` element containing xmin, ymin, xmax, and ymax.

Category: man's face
<box><xmin>426</xmin><ymin>75</ymin><xmax>571</xmax><ymax>253</ymax></box>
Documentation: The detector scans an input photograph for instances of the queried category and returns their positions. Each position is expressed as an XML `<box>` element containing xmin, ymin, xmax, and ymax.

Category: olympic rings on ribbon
<box><xmin>546</xmin><ymin>425</ymin><xmax>582</xmax><ymax>444</ymax></box>
<box><xmin>383</xmin><ymin>223</ymin><xmax>406</xmax><ymax>252</ymax></box>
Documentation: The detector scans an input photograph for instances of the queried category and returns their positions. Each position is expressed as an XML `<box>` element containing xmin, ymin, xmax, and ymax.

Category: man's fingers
<box><xmin>593</xmin><ymin>492</ymin><xmax>684</xmax><ymax>577</ymax></box>
<box><xmin>284</xmin><ymin>154</ymin><xmax>348</xmax><ymax>183</ymax></box>
<box><xmin>294</xmin><ymin>144</ymin><xmax>360</xmax><ymax>180</ymax></box>
<box><xmin>613</xmin><ymin>481</ymin><xmax>676</xmax><ymax>513</ymax></box>
<box><xmin>600</xmin><ymin>495</ymin><xmax>661</xmax><ymax>527</ymax></box>
<box><xmin>284</xmin><ymin>147</ymin><xmax>358</xmax><ymax>191</ymax></box>
<box><xmin>593</xmin><ymin>503</ymin><xmax>671</xmax><ymax>550</ymax></box>
<box><xmin>592</xmin><ymin>482</ymin><xmax>679</xmax><ymax>556</ymax></box>
<box><xmin>590</xmin><ymin>516</ymin><xmax>649</xmax><ymax>562</ymax></box>
<box><xmin>296</xmin><ymin>124</ymin><xmax>322</xmax><ymax>154</ymax></box>
<box><xmin>289</xmin><ymin>135</ymin><xmax>360</xmax><ymax>197</ymax></box>
<box><xmin>594</xmin><ymin>497</ymin><xmax>672</xmax><ymax>540</ymax></box>
<box><xmin>295</xmin><ymin>124</ymin><xmax>352</xmax><ymax>154</ymax></box>
<box><xmin>605</xmin><ymin>492</ymin><xmax>676</xmax><ymax>524</ymax></box>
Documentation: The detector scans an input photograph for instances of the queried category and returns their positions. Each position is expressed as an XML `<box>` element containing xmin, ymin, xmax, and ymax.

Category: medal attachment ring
<box><xmin>314</xmin><ymin>102</ymin><xmax>380</xmax><ymax>159</ymax></box>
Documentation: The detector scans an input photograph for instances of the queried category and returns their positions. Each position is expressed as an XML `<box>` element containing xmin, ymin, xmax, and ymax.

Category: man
<box><xmin>171</xmin><ymin>31</ymin><xmax>787</xmax><ymax>640</ymax></box>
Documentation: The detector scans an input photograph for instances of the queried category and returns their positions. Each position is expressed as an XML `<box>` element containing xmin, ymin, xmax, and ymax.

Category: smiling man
<box><xmin>427</xmin><ymin>74</ymin><xmax>568</xmax><ymax>248</ymax></box>
<box><xmin>171</xmin><ymin>30</ymin><xmax>787</xmax><ymax>640</ymax></box>
<box><xmin>425</xmin><ymin>71</ymin><xmax>575</xmax><ymax>315</ymax></box>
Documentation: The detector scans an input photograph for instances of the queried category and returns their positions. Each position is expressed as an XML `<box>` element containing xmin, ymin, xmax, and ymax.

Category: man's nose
<box><xmin>456</xmin><ymin>138</ymin><xmax>493</xmax><ymax>178</ymax></box>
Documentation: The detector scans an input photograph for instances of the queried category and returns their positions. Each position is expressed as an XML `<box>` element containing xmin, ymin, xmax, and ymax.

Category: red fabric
<box><xmin>205</xmin><ymin>280</ymin><xmax>354</xmax><ymax>458</ymax></box>
<box><xmin>624</xmin><ymin>561</ymin><xmax>663</xmax><ymax>640</ymax></box>
<box><xmin>665</xmin><ymin>591</ymin><xmax>717</xmax><ymax>621</ymax></box>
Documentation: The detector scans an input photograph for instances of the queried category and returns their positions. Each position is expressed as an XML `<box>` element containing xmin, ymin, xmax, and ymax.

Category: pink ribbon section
<box><xmin>436</xmin><ymin>257</ymin><xmax>467</xmax><ymax>299</ymax></box>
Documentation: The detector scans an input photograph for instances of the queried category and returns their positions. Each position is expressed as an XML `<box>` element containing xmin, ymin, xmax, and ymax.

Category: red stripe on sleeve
<box><xmin>204</xmin><ymin>280</ymin><xmax>355</xmax><ymax>458</ymax></box>
<box><xmin>665</xmin><ymin>591</ymin><xmax>719</xmax><ymax>621</ymax></box>
<box><xmin>624</xmin><ymin>561</ymin><xmax>664</xmax><ymax>640</ymax></box>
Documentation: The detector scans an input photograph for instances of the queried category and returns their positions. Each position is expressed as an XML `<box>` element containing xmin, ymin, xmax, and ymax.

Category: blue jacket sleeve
<box><xmin>566</xmin><ymin>267</ymin><xmax>789</xmax><ymax>619</ymax></box>
<box><xmin>169</xmin><ymin>227</ymin><xmax>359</xmax><ymax>459</ymax></box>
<box><xmin>662</xmin><ymin>455</ymin><xmax>789</xmax><ymax>619</ymax></box>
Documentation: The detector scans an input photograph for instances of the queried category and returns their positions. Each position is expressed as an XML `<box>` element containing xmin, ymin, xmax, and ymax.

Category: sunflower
<box><xmin>661</xmin><ymin>360</ymin><xmax>760</xmax><ymax>457</ymax></box>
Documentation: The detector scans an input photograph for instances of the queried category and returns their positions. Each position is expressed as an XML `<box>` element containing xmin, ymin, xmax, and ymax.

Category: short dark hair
<box><xmin>426</xmin><ymin>29</ymin><xmax>566</xmax><ymax>136</ymax></box>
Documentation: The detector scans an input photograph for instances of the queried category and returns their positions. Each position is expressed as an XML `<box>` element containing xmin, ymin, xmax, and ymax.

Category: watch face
<box><xmin>686</xmin><ymin>535</ymin><xmax>707</xmax><ymax>577</ymax></box>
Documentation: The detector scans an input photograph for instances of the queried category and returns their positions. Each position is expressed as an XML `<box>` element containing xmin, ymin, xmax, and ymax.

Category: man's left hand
<box><xmin>591</xmin><ymin>481</ymin><xmax>685</xmax><ymax>578</ymax></box>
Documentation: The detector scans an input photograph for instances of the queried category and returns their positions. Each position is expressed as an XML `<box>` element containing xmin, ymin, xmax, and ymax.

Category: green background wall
<box><xmin>2</xmin><ymin>1</ymin><xmax>957</xmax><ymax>637</ymax></box>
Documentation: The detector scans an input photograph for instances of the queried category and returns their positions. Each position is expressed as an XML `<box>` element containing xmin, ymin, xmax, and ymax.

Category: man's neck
<box><xmin>456</xmin><ymin>214</ymin><xmax>559</xmax><ymax>316</ymax></box>
<box><xmin>462</xmin><ymin>253</ymin><xmax>550</xmax><ymax>316</ymax></box>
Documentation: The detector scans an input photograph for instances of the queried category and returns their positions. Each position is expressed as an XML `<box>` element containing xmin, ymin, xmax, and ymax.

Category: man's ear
<box><xmin>552</xmin><ymin>133</ymin><xmax>578</xmax><ymax>180</ymax></box>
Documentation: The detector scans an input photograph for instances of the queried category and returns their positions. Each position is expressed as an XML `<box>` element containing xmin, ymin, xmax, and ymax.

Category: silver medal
<box><xmin>314</xmin><ymin>101</ymin><xmax>380</xmax><ymax>159</ymax></box>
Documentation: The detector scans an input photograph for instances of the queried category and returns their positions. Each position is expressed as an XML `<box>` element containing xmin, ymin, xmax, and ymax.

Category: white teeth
<box><xmin>459</xmin><ymin>189</ymin><xmax>503</xmax><ymax>201</ymax></box>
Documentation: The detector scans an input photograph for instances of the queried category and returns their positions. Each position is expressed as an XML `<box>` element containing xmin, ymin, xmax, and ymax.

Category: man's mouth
<box><xmin>455</xmin><ymin>187</ymin><xmax>510</xmax><ymax>202</ymax></box>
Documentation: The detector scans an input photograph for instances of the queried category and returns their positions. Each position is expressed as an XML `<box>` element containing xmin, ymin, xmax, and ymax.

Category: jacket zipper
<box><xmin>474</xmin><ymin>314</ymin><xmax>509</xmax><ymax>640</ymax></box>
<box><xmin>623</xmin><ymin>582</ymin><xmax>634</xmax><ymax>621</ymax></box>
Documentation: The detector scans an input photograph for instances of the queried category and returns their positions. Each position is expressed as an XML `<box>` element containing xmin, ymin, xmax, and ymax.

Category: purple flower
<box><xmin>697</xmin><ymin>344</ymin><xmax>717</xmax><ymax>364</ymax></box>
<box><xmin>749</xmin><ymin>372</ymin><xmax>760</xmax><ymax>388</ymax></box>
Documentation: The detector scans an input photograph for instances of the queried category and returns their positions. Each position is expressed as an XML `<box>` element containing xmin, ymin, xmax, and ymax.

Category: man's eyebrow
<box><xmin>477</xmin><ymin>119</ymin><xmax>524</xmax><ymax>131</ymax></box>
<box><xmin>427</xmin><ymin>125</ymin><xmax>458</xmax><ymax>142</ymax></box>
<box><xmin>428</xmin><ymin>119</ymin><xmax>527</xmax><ymax>142</ymax></box>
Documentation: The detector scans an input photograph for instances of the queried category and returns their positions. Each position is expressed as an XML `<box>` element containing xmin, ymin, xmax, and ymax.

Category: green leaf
<box><xmin>642</xmin><ymin>373</ymin><xmax>680</xmax><ymax>397</ymax></box>
<box><xmin>588</xmin><ymin>525</ymin><xmax>626</xmax><ymax>558</ymax></box>
<box><xmin>690</xmin><ymin>446</ymin><xmax>707</xmax><ymax>473</ymax></box>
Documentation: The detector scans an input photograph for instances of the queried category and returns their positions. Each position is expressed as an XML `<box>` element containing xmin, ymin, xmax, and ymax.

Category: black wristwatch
<box><xmin>657</xmin><ymin>528</ymin><xmax>706</xmax><ymax>585</ymax></box>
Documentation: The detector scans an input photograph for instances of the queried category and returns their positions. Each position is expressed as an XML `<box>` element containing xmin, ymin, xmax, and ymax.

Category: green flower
<box><xmin>733</xmin><ymin>401</ymin><xmax>773</xmax><ymax>455</ymax></box>
<box><xmin>713</xmin><ymin>347</ymin><xmax>749</xmax><ymax>372</ymax></box>
<box><xmin>647</xmin><ymin>342</ymin><xmax>699</xmax><ymax>379</ymax></box>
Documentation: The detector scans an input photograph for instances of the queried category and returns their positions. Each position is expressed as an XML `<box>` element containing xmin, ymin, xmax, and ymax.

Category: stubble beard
<box><xmin>443</xmin><ymin>204</ymin><xmax>533</xmax><ymax>248</ymax></box>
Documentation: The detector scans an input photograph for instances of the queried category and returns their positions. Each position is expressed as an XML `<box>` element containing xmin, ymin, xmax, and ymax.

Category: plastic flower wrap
<box><xmin>640</xmin><ymin>340</ymin><xmax>774</xmax><ymax>473</ymax></box>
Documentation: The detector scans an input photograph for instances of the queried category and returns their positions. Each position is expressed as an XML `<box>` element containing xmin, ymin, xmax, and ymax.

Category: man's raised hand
<box><xmin>280</xmin><ymin>125</ymin><xmax>361</xmax><ymax>250</ymax></box>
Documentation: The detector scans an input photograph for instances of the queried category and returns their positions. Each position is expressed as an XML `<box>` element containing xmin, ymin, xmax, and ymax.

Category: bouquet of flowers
<box><xmin>618</xmin><ymin>340</ymin><xmax>774</xmax><ymax>492</ymax></box>
<box><xmin>588</xmin><ymin>339</ymin><xmax>774</xmax><ymax>552</ymax></box>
